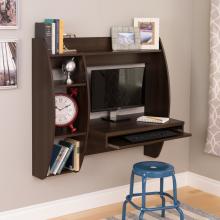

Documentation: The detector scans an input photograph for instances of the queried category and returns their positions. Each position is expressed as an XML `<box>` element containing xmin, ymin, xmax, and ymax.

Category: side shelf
<box><xmin>32</xmin><ymin>39</ymin><xmax>55</xmax><ymax>179</ymax></box>
<box><xmin>32</xmin><ymin>39</ymin><xmax>90</xmax><ymax>179</ymax></box>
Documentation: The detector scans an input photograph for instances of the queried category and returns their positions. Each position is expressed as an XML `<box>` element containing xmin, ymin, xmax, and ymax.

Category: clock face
<box><xmin>55</xmin><ymin>94</ymin><xmax>78</xmax><ymax>127</ymax></box>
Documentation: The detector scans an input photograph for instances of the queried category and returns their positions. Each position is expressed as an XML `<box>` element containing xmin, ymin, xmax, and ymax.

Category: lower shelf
<box><xmin>47</xmin><ymin>169</ymin><xmax>79</xmax><ymax>178</ymax></box>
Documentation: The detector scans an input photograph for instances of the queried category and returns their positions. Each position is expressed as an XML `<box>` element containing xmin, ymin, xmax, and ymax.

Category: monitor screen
<box><xmin>91</xmin><ymin>67</ymin><xmax>145</xmax><ymax>112</ymax></box>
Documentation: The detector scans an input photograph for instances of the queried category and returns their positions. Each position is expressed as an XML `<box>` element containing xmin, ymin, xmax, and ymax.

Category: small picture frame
<box><xmin>0</xmin><ymin>0</ymin><xmax>18</xmax><ymax>29</ymax></box>
<box><xmin>134</xmin><ymin>18</ymin><xmax>159</xmax><ymax>50</ymax></box>
<box><xmin>111</xmin><ymin>26</ymin><xmax>141</xmax><ymax>51</ymax></box>
<box><xmin>0</xmin><ymin>40</ymin><xmax>18</xmax><ymax>89</ymax></box>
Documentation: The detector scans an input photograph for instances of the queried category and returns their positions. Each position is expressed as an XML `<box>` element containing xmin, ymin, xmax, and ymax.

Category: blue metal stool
<box><xmin>122</xmin><ymin>161</ymin><xmax>184</xmax><ymax>220</ymax></box>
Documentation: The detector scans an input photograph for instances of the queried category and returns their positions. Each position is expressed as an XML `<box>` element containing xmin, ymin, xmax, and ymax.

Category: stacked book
<box><xmin>48</xmin><ymin>138</ymin><xmax>80</xmax><ymax>176</ymax></box>
<box><xmin>35</xmin><ymin>19</ymin><xmax>64</xmax><ymax>55</ymax></box>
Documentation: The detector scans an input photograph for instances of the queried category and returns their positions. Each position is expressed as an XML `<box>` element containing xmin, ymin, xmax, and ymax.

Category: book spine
<box><xmin>57</xmin><ymin>146</ymin><xmax>74</xmax><ymax>174</ymax></box>
<box><xmin>64</xmin><ymin>150</ymin><xmax>74</xmax><ymax>171</ymax></box>
<box><xmin>59</xmin><ymin>19</ymin><xmax>64</xmax><ymax>54</ymax></box>
<box><xmin>35</xmin><ymin>23</ymin><xmax>52</xmax><ymax>53</ymax></box>
<box><xmin>52</xmin><ymin>147</ymin><xmax>69</xmax><ymax>175</ymax></box>
<box><xmin>54</xmin><ymin>19</ymin><xmax>59</xmax><ymax>54</ymax></box>
<box><xmin>45</xmin><ymin>24</ymin><xmax>52</xmax><ymax>54</ymax></box>
<box><xmin>51</xmin><ymin>23</ymin><xmax>55</xmax><ymax>55</ymax></box>
<box><xmin>74</xmin><ymin>142</ymin><xmax>80</xmax><ymax>171</ymax></box>
<box><xmin>44</xmin><ymin>19</ymin><xmax>55</xmax><ymax>55</ymax></box>
<box><xmin>50</xmin><ymin>147</ymin><xmax>66</xmax><ymax>174</ymax></box>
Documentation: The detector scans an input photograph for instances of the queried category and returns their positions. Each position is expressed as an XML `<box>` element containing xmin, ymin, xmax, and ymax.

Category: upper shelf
<box><xmin>46</xmin><ymin>37</ymin><xmax>165</xmax><ymax>67</ymax></box>
<box><xmin>54</xmin><ymin>80</ymin><xmax>86</xmax><ymax>88</ymax></box>
<box><xmin>50</xmin><ymin>49</ymin><xmax>162</xmax><ymax>58</ymax></box>
<box><xmin>50</xmin><ymin>37</ymin><xmax>162</xmax><ymax>58</ymax></box>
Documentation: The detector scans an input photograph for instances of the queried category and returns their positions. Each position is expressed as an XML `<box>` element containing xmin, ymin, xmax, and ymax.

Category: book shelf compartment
<box><xmin>52</xmin><ymin>56</ymin><xmax>87</xmax><ymax>86</ymax></box>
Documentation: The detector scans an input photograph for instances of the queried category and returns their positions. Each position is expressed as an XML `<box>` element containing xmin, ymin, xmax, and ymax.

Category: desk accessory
<box><xmin>62</xmin><ymin>57</ymin><xmax>76</xmax><ymax>85</ymax></box>
<box><xmin>111</xmin><ymin>26</ymin><xmax>141</xmax><ymax>51</ymax></box>
<box><xmin>137</xmin><ymin>116</ymin><xmax>169</xmax><ymax>124</ymax></box>
<box><xmin>134</xmin><ymin>18</ymin><xmax>160</xmax><ymax>50</ymax></box>
<box><xmin>55</xmin><ymin>89</ymin><xmax>78</xmax><ymax>133</ymax></box>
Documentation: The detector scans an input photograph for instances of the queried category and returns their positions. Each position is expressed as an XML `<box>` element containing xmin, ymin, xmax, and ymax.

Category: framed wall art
<box><xmin>0</xmin><ymin>0</ymin><xmax>18</xmax><ymax>29</ymax></box>
<box><xmin>0</xmin><ymin>40</ymin><xmax>17</xmax><ymax>89</ymax></box>
<box><xmin>134</xmin><ymin>18</ymin><xmax>159</xmax><ymax>50</ymax></box>
<box><xmin>111</xmin><ymin>26</ymin><xmax>141</xmax><ymax>51</ymax></box>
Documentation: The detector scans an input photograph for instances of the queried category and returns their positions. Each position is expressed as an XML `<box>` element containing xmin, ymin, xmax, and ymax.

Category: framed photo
<box><xmin>0</xmin><ymin>40</ymin><xmax>17</xmax><ymax>89</ymax></box>
<box><xmin>111</xmin><ymin>26</ymin><xmax>141</xmax><ymax>51</ymax></box>
<box><xmin>134</xmin><ymin>18</ymin><xmax>159</xmax><ymax>50</ymax></box>
<box><xmin>0</xmin><ymin>0</ymin><xmax>18</xmax><ymax>29</ymax></box>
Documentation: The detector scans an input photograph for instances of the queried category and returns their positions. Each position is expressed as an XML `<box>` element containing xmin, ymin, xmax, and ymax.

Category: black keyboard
<box><xmin>123</xmin><ymin>130</ymin><xmax>178</xmax><ymax>143</ymax></box>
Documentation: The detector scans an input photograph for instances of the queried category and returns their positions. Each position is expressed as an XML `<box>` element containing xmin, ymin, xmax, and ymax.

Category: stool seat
<box><xmin>133</xmin><ymin>161</ymin><xmax>174</xmax><ymax>178</ymax></box>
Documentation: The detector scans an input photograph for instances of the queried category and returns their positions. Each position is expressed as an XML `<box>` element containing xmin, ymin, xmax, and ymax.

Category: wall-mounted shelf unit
<box><xmin>32</xmin><ymin>37</ymin><xmax>191</xmax><ymax>179</ymax></box>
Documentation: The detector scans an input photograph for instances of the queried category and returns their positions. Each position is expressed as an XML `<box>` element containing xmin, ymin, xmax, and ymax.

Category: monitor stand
<box><xmin>102</xmin><ymin>110</ymin><xmax>130</xmax><ymax>123</ymax></box>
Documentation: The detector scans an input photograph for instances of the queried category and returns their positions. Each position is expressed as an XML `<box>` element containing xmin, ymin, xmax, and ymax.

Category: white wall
<box><xmin>0</xmin><ymin>0</ymin><xmax>192</xmax><ymax>211</ymax></box>
<box><xmin>190</xmin><ymin>0</ymin><xmax>220</xmax><ymax>181</ymax></box>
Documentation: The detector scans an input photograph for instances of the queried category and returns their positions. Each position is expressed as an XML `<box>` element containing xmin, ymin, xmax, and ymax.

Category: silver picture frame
<box><xmin>0</xmin><ymin>39</ymin><xmax>18</xmax><ymax>89</ymax></box>
<box><xmin>0</xmin><ymin>0</ymin><xmax>19</xmax><ymax>29</ymax></box>
<box><xmin>134</xmin><ymin>18</ymin><xmax>159</xmax><ymax>50</ymax></box>
<box><xmin>111</xmin><ymin>26</ymin><xmax>141</xmax><ymax>51</ymax></box>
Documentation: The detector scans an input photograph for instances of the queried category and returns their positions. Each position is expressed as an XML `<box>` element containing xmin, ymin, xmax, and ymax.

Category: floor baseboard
<box><xmin>187</xmin><ymin>172</ymin><xmax>220</xmax><ymax>197</ymax></box>
<box><xmin>0</xmin><ymin>171</ymin><xmax>219</xmax><ymax>220</ymax></box>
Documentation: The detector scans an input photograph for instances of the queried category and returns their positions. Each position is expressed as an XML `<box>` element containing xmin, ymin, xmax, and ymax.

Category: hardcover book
<box><xmin>44</xmin><ymin>19</ymin><xmax>56</xmax><ymax>54</ymax></box>
<box><xmin>35</xmin><ymin>23</ymin><xmax>52</xmax><ymax>53</ymax></box>
<box><xmin>57</xmin><ymin>140</ymin><xmax>74</xmax><ymax>174</ymax></box>
<box><xmin>52</xmin><ymin>146</ymin><xmax>69</xmax><ymax>175</ymax></box>
<box><xmin>48</xmin><ymin>144</ymin><xmax>64</xmax><ymax>175</ymax></box>
<box><xmin>65</xmin><ymin>138</ymin><xmax>80</xmax><ymax>171</ymax></box>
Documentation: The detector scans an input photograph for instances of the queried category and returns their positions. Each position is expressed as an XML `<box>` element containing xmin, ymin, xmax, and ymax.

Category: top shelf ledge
<box><xmin>50</xmin><ymin>49</ymin><xmax>162</xmax><ymax>58</ymax></box>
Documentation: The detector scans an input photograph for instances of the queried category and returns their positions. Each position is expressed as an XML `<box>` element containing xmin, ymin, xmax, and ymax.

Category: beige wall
<box><xmin>0</xmin><ymin>0</ymin><xmax>192</xmax><ymax>211</ymax></box>
<box><xmin>190</xmin><ymin>0</ymin><xmax>220</xmax><ymax>180</ymax></box>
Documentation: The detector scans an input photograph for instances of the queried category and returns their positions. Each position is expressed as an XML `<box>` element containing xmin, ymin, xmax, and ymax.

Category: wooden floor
<box><xmin>52</xmin><ymin>187</ymin><xmax>220</xmax><ymax>220</ymax></box>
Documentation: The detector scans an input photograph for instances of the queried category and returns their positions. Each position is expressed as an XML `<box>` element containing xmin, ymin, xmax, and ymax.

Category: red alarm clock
<box><xmin>55</xmin><ymin>89</ymin><xmax>78</xmax><ymax>133</ymax></box>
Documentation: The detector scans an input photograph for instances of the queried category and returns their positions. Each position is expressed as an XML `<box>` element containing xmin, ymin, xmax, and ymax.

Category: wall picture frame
<box><xmin>0</xmin><ymin>0</ymin><xmax>18</xmax><ymax>29</ymax></box>
<box><xmin>111</xmin><ymin>26</ymin><xmax>141</xmax><ymax>51</ymax></box>
<box><xmin>134</xmin><ymin>18</ymin><xmax>159</xmax><ymax>50</ymax></box>
<box><xmin>0</xmin><ymin>39</ymin><xmax>18</xmax><ymax>89</ymax></box>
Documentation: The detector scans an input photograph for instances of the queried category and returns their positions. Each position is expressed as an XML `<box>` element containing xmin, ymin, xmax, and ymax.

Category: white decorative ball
<box><xmin>65</xmin><ymin>60</ymin><xmax>76</xmax><ymax>72</ymax></box>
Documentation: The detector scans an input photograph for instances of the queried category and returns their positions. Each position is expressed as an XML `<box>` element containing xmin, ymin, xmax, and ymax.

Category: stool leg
<box><xmin>122</xmin><ymin>200</ymin><xmax>128</xmax><ymax>220</ymax></box>
<box><xmin>141</xmin><ymin>176</ymin><xmax>146</xmax><ymax>208</ymax></box>
<box><xmin>176</xmin><ymin>207</ymin><xmax>184</xmax><ymax>220</ymax></box>
<box><xmin>172</xmin><ymin>174</ymin><xmax>184</xmax><ymax>220</ymax></box>
<box><xmin>129</xmin><ymin>170</ymin><xmax>135</xmax><ymax>198</ymax></box>
<box><xmin>139</xmin><ymin>176</ymin><xmax>146</xmax><ymax>219</ymax></box>
<box><xmin>139</xmin><ymin>211</ymin><xmax>144</xmax><ymax>220</ymax></box>
<box><xmin>172</xmin><ymin>174</ymin><xmax>178</xmax><ymax>205</ymax></box>
<box><xmin>160</xmin><ymin>177</ymin><xmax>166</xmax><ymax>217</ymax></box>
<box><xmin>122</xmin><ymin>170</ymin><xmax>135</xmax><ymax>220</ymax></box>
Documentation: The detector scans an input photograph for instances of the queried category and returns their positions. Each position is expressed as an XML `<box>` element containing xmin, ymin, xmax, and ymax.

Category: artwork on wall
<box><xmin>111</xmin><ymin>26</ymin><xmax>141</xmax><ymax>51</ymax></box>
<box><xmin>0</xmin><ymin>40</ymin><xmax>17</xmax><ymax>89</ymax></box>
<box><xmin>134</xmin><ymin>18</ymin><xmax>159</xmax><ymax>50</ymax></box>
<box><xmin>0</xmin><ymin>0</ymin><xmax>18</xmax><ymax>29</ymax></box>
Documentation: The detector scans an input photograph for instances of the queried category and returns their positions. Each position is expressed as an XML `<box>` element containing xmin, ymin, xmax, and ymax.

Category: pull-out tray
<box><xmin>108</xmin><ymin>129</ymin><xmax>191</xmax><ymax>150</ymax></box>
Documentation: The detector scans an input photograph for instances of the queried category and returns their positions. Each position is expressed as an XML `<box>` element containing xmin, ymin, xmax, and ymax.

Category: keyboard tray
<box><xmin>108</xmin><ymin>129</ymin><xmax>190</xmax><ymax>150</ymax></box>
<box><xmin>123</xmin><ymin>129</ymin><xmax>179</xmax><ymax>143</ymax></box>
